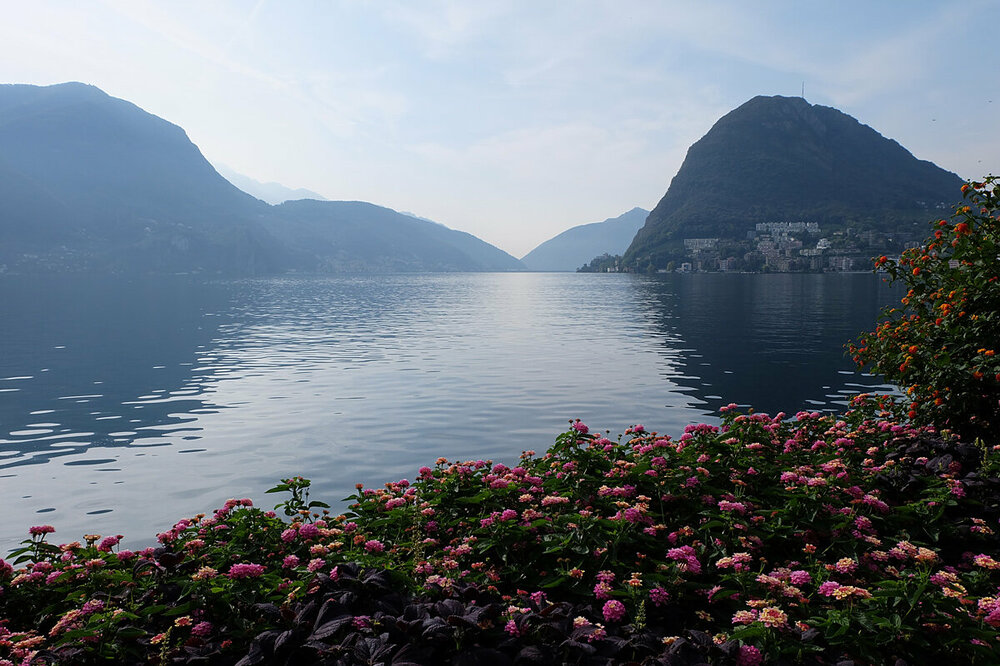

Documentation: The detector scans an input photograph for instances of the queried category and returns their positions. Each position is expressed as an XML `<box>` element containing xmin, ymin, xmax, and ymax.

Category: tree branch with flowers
<box><xmin>849</xmin><ymin>176</ymin><xmax>1000</xmax><ymax>444</ymax></box>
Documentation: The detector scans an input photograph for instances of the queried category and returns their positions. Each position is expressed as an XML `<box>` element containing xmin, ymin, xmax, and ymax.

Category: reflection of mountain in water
<box><xmin>0</xmin><ymin>276</ymin><xmax>235</xmax><ymax>469</ymax></box>
<box><xmin>630</xmin><ymin>273</ymin><xmax>901</xmax><ymax>416</ymax></box>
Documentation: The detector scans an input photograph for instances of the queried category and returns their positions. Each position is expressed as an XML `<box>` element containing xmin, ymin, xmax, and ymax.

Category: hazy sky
<box><xmin>2</xmin><ymin>1</ymin><xmax>998</xmax><ymax>257</ymax></box>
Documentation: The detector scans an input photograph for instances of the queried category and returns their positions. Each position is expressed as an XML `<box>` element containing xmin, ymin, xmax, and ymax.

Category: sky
<box><xmin>2</xmin><ymin>1</ymin><xmax>998</xmax><ymax>258</ymax></box>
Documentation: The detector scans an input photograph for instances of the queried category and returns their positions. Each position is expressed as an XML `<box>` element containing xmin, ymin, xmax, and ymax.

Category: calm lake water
<box><xmin>0</xmin><ymin>272</ymin><xmax>899</xmax><ymax>553</ymax></box>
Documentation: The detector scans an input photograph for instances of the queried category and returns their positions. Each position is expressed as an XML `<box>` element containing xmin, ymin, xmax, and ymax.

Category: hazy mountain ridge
<box><xmin>520</xmin><ymin>207</ymin><xmax>649</xmax><ymax>272</ymax></box>
<box><xmin>0</xmin><ymin>82</ymin><xmax>522</xmax><ymax>274</ymax></box>
<box><xmin>265</xmin><ymin>200</ymin><xmax>522</xmax><ymax>272</ymax></box>
<box><xmin>623</xmin><ymin>95</ymin><xmax>964</xmax><ymax>270</ymax></box>
<box><xmin>215</xmin><ymin>165</ymin><xmax>328</xmax><ymax>205</ymax></box>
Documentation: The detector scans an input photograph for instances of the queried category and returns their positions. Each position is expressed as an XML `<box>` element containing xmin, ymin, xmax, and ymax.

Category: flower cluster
<box><xmin>1</xmin><ymin>396</ymin><xmax>999</xmax><ymax>664</ymax></box>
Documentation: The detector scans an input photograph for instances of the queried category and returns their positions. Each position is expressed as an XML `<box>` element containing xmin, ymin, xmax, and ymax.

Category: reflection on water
<box><xmin>0</xmin><ymin>272</ymin><xmax>898</xmax><ymax>552</ymax></box>
<box><xmin>633</xmin><ymin>273</ymin><xmax>900</xmax><ymax>416</ymax></box>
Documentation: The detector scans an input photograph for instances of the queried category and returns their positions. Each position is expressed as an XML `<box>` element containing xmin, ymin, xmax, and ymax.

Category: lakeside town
<box><xmin>580</xmin><ymin>221</ymin><xmax>926</xmax><ymax>273</ymax></box>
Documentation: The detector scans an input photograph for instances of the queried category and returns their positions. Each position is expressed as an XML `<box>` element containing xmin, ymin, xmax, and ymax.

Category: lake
<box><xmin>0</xmin><ymin>272</ymin><xmax>899</xmax><ymax>553</ymax></box>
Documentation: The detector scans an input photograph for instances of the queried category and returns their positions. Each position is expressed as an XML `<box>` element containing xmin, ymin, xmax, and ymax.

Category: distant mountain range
<box><xmin>520</xmin><ymin>207</ymin><xmax>648</xmax><ymax>272</ymax></box>
<box><xmin>623</xmin><ymin>95</ymin><xmax>964</xmax><ymax>271</ymax></box>
<box><xmin>0</xmin><ymin>82</ymin><xmax>523</xmax><ymax>274</ymax></box>
<box><xmin>214</xmin><ymin>165</ymin><xmax>328</xmax><ymax>205</ymax></box>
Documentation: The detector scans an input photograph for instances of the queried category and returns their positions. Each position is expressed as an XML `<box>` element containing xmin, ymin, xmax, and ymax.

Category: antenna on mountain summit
<box><xmin>801</xmin><ymin>82</ymin><xmax>805</xmax><ymax>99</ymax></box>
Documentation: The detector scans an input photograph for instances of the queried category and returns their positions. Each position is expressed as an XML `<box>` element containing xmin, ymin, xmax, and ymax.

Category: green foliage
<box><xmin>850</xmin><ymin>177</ymin><xmax>1000</xmax><ymax>442</ymax></box>
<box><xmin>577</xmin><ymin>252</ymin><xmax>622</xmax><ymax>272</ymax></box>
<box><xmin>265</xmin><ymin>475</ymin><xmax>329</xmax><ymax>519</ymax></box>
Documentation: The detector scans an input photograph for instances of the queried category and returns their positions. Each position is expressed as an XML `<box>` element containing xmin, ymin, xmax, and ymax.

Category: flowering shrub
<box><xmin>2</xmin><ymin>401</ymin><xmax>999</xmax><ymax>664</ymax></box>
<box><xmin>849</xmin><ymin>176</ymin><xmax>1000</xmax><ymax>442</ymax></box>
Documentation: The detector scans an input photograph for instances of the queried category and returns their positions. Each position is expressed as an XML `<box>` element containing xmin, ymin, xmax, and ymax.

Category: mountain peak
<box><xmin>622</xmin><ymin>96</ymin><xmax>963</xmax><ymax>270</ymax></box>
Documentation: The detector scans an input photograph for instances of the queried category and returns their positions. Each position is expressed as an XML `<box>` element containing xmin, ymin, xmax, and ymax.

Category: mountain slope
<box><xmin>0</xmin><ymin>82</ymin><xmax>280</xmax><ymax>274</ymax></box>
<box><xmin>521</xmin><ymin>207</ymin><xmax>648</xmax><ymax>271</ymax></box>
<box><xmin>0</xmin><ymin>83</ymin><xmax>522</xmax><ymax>275</ymax></box>
<box><xmin>623</xmin><ymin>95</ymin><xmax>964</xmax><ymax>270</ymax></box>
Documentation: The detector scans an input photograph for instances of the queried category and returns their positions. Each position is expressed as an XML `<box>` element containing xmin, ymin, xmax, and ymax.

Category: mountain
<box><xmin>215</xmin><ymin>165</ymin><xmax>328</xmax><ymax>205</ymax></box>
<box><xmin>264</xmin><ymin>200</ymin><xmax>523</xmax><ymax>272</ymax></box>
<box><xmin>0</xmin><ymin>82</ymin><xmax>280</xmax><ymax>274</ymax></box>
<box><xmin>520</xmin><ymin>207</ymin><xmax>648</xmax><ymax>271</ymax></box>
<box><xmin>0</xmin><ymin>83</ymin><xmax>522</xmax><ymax>274</ymax></box>
<box><xmin>623</xmin><ymin>95</ymin><xmax>964</xmax><ymax>270</ymax></box>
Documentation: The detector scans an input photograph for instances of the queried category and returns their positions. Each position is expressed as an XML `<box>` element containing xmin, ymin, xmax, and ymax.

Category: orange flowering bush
<box><xmin>849</xmin><ymin>177</ymin><xmax>1000</xmax><ymax>442</ymax></box>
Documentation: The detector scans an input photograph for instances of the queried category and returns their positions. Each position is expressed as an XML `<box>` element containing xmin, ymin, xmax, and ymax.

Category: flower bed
<box><xmin>2</xmin><ymin>395</ymin><xmax>999</xmax><ymax>664</ymax></box>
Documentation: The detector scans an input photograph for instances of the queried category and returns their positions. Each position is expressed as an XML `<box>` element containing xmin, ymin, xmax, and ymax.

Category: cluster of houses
<box><xmin>670</xmin><ymin>221</ymin><xmax>916</xmax><ymax>273</ymax></box>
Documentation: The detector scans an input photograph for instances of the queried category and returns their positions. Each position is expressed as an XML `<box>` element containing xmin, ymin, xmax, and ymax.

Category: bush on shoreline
<box><xmin>2</xmin><ymin>396</ymin><xmax>999</xmax><ymax>665</ymax></box>
<box><xmin>850</xmin><ymin>176</ymin><xmax>1000</xmax><ymax>442</ymax></box>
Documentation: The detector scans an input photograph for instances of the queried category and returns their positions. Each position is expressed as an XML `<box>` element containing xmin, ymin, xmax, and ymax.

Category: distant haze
<box><xmin>1</xmin><ymin>2</ymin><xmax>997</xmax><ymax>256</ymax></box>
<box><xmin>215</xmin><ymin>164</ymin><xmax>327</xmax><ymax>205</ymax></box>
<box><xmin>521</xmin><ymin>208</ymin><xmax>648</xmax><ymax>271</ymax></box>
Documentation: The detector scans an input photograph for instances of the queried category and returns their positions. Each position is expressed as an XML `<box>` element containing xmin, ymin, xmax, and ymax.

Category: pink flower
<box><xmin>602</xmin><ymin>599</ymin><xmax>626</xmax><ymax>622</ymax></box>
<box><xmin>307</xmin><ymin>558</ymin><xmax>325</xmax><ymax>572</ymax></box>
<box><xmin>280</xmin><ymin>528</ymin><xmax>297</xmax><ymax>542</ymax></box>
<box><xmin>191</xmin><ymin>621</ymin><xmax>212</xmax><ymax>637</ymax></box>
<box><xmin>500</xmin><ymin>509</ymin><xmax>518</xmax><ymax>522</ymax></box>
<box><xmin>572</xmin><ymin>422</ymin><xmax>589</xmax><ymax>434</ymax></box>
<box><xmin>282</xmin><ymin>555</ymin><xmax>300</xmax><ymax>568</ymax></box>
<box><xmin>97</xmin><ymin>535</ymin><xmax>121</xmax><ymax>552</ymax></box>
<box><xmin>364</xmin><ymin>539</ymin><xmax>385</xmax><ymax>553</ymax></box>
<box><xmin>718</xmin><ymin>500</ymin><xmax>747</xmax><ymax>515</ymax></box>
<box><xmin>649</xmin><ymin>587</ymin><xmax>670</xmax><ymax>606</ymax></box>
<box><xmin>594</xmin><ymin>582</ymin><xmax>613</xmax><ymax>599</ymax></box>
<box><xmin>834</xmin><ymin>558</ymin><xmax>857</xmax><ymax>574</ymax></box>
<box><xmin>758</xmin><ymin>606</ymin><xmax>787</xmax><ymax>628</ymax></box>
<box><xmin>228</xmin><ymin>563</ymin><xmax>265</xmax><ymax>578</ymax></box>
<box><xmin>81</xmin><ymin>599</ymin><xmax>105</xmax><ymax>614</ymax></box>
<box><xmin>789</xmin><ymin>570</ymin><xmax>811</xmax><ymax>585</ymax></box>
<box><xmin>738</xmin><ymin>645</ymin><xmax>763</xmax><ymax>666</ymax></box>
<box><xmin>299</xmin><ymin>523</ymin><xmax>320</xmax><ymax>540</ymax></box>
<box><xmin>29</xmin><ymin>525</ymin><xmax>55</xmax><ymax>536</ymax></box>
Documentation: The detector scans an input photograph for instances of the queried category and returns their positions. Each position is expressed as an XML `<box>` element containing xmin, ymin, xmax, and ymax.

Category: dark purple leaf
<box><xmin>310</xmin><ymin>614</ymin><xmax>353</xmax><ymax>640</ymax></box>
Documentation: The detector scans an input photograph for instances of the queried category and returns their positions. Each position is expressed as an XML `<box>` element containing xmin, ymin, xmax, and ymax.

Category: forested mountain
<box><xmin>623</xmin><ymin>95</ymin><xmax>964</xmax><ymax>270</ymax></box>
